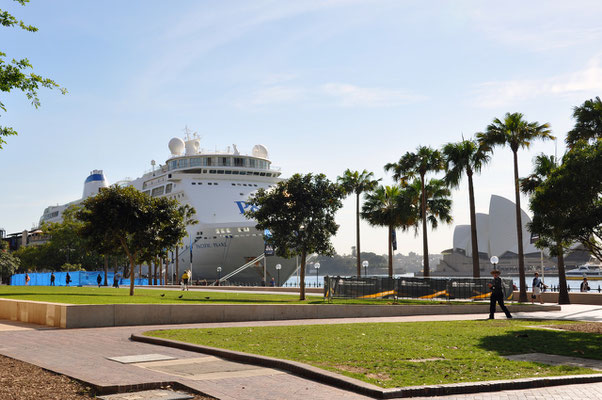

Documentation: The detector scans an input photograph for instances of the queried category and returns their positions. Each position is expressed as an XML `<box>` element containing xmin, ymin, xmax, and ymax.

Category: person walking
<box><xmin>488</xmin><ymin>269</ymin><xmax>512</xmax><ymax>319</ymax></box>
<box><xmin>531</xmin><ymin>272</ymin><xmax>546</xmax><ymax>304</ymax></box>
<box><xmin>65</xmin><ymin>272</ymin><xmax>71</xmax><ymax>287</ymax></box>
<box><xmin>50</xmin><ymin>272</ymin><xmax>55</xmax><ymax>286</ymax></box>
<box><xmin>25</xmin><ymin>273</ymin><xmax>30</xmax><ymax>286</ymax></box>
<box><xmin>97</xmin><ymin>273</ymin><xmax>102</xmax><ymax>287</ymax></box>
<box><xmin>580</xmin><ymin>277</ymin><xmax>590</xmax><ymax>292</ymax></box>
<box><xmin>181</xmin><ymin>271</ymin><xmax>189</xmax><ymax>291</ymax></box>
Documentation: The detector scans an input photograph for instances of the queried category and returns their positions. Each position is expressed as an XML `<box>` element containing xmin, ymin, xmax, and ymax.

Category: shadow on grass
<box><xmin>478</xmin><ymin>324</ymin><xmax>602</xmax><ymax>360</ymax></box>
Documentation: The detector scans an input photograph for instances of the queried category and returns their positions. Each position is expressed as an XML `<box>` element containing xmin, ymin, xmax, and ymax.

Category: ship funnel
<box><xmin>83</xmin><ymin>170</ymin><xmax>109</xmax><ymax>199</ymax></box>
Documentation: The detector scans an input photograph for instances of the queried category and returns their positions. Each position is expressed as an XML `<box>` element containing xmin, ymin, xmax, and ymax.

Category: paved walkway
<box><xmin>0</xmin><ymin>304</ymin><xmax>601</xmax><ymax>399</ymax></box>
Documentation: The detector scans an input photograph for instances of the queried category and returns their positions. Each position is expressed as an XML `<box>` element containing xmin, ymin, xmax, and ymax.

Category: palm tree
<box><xmin>385</xmin><ymin>146</ymin><xmax>444</xmax><ymax>276</ymax></box>
<box><xmin>442</xmin><ymin>138</ymin><xmax>491</xmax><ymax>278</ymax></box>
<box><xmin>337</xmin><ymin>169</ymin><xmax>380</xmax><ymax>277</ymax></box>
<box><xmin>406</xmin><ymin>178</ymin><xmax>453</xmax><ymax>275</ymax></box>
<box><xmin>520</xmin><ymin>154</ymin><xmax>570</xmax><ymax>304</ymax></box>
<box><xmin>175</xmin><ymin>204</ymin><xmax>198</xmax><ymax>284</ymax></box>
<box><xmin>361</xmin><ymin>185</ymin><xmax>416</xmax><ymax>277</ymax></box>
<box><xmin>477</xmin><ymin>112</ymin><xmax>554</xmax><ymax>303</ymax></box>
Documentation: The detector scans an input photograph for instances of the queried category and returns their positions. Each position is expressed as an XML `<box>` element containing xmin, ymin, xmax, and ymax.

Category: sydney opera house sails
<box><xmin>434</xmin><ymin>195</ymin><xmax>587</xmax><ymax>276</ymax></box>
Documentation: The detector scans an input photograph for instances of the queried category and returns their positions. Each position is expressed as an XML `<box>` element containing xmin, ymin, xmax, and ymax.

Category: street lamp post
<box><xmin>216</xmin><ymin>266</ymin><xmax>222</xmax><ymax>286</ymax></box>
<box><xmin>275</xmin><ymin>264</ymin><xmax>282</xmax><ymax>287</ymax></box>
<box><xmin>362</xmin><ymin>260</ymin><xmax>369</xmax><ymax>277</ymax></box>
<box><xmin>314</xmin><ymin>262</ymin><xmax>320</xmax><ymax>287</ymax></box>
<box><xmin>490</xmin><ymin>256</ymin><xmax>499</xmax><ymax>271</ymax></box>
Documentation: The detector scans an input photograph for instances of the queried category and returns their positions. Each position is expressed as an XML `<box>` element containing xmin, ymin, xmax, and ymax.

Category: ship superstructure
<box><xmin>127</xmin><ymin>132</ymin><xmax>296</xmax><ymax>283</ymax></box>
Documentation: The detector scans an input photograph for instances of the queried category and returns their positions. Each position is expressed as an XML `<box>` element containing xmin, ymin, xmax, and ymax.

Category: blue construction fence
<box><xmin>10</xmin><ymin>271</ymin><xmax>147</xmax><ymax>287</ymax></box>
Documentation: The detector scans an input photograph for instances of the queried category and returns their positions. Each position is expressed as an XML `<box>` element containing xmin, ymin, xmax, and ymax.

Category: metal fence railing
<box><xmin>324</xmin><ymin>276</ymin><xmax>514</xmax><ymax>302</ymax></box>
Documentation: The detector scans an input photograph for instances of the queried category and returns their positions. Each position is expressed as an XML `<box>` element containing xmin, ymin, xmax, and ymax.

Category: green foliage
<box><xmin>147</xmin><ymin>320</ymin><xmax>600</xmax><ymax>388</ymax></box>
<box><xmin>0</xmin><ymin>0</ymin><xmax>66</xmax><ymax>148</ymax></box>
<box><xmin>361</xmin><ymin>185</ymin><xmax>416</xmax><ymax>276</ymax></box>
<box><xmin>566</xmin><ymin>96</ymin><xmax>602</xmax><ymax>147</ymax></box>
<box><xmin>77</xmin><ymin>185</ymin><xmax>192</xmax><ymax>295</ymax></box>
<box><xmin>246</xmin><ymin>173</ymin><xmax>343</xmax><ymax>299</ymax></box>
<box><xmin>385</xmin><ymin>146</ymin><xmax>444</xmax><ymax>276</ymax></box>
<box><xmin>530</xmin><ymin>141</ymin><xmax>602</xmax><ymax>261</ymax></box>
<box><xmin>0</xmin><ymin>243</ymin><xmax>20</xmax><ymax>281</ymax></box>
<box><xmin>247</xmin><ymin>173</ymin><xmax>343</xmax><ymax>259</ymax></box>
<box><xmin>477</xmin><ymin>112</ymin><xmax>553</xmax><ymax>153</ymax></box>
<box><xmin>407</xmin><ymin>178</ymin><xmax>452</xmax><ymax>230</ymax></box>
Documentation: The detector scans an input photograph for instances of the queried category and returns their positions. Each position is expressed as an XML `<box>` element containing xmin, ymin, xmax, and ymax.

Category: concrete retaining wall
<box><xmin>0</xmin><ymin>298</ymin><xmax>558</xmax><ymax>329</ymax></box>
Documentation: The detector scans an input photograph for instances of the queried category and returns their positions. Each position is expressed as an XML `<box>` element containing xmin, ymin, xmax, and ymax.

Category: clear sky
<box><xmin>2</xmin><ymin>0</ymin><xmax>601</xmax><ymax>256</ymax></box>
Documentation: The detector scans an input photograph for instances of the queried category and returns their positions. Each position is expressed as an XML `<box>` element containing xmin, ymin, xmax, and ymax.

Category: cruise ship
<box><xmin>39</xmin><ymin>132</ymin><xmax>298</xmax><ymax>285</ymax></box>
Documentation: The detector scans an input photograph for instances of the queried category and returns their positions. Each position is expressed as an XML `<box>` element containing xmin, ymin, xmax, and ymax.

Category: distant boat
<box><xmin>566</xmin><ymin>262</ymin><xmax>602</xmax><ymax>280</ymax></box>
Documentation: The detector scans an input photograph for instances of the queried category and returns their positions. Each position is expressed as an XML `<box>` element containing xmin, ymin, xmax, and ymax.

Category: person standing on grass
<box><xmin>50</xmin><ymin>272</ymin><xmax>55</xmax><ymax>286</ymax></box>
<box><xmin>488</xmin><ymin>269</ymin><xmax>512</xmax><ymax>319</ymax></box>
<box><xmin>97</xmin><ymin>273</ymin><xmax>102</xmax><ymax>287</ymax></box>
<box><xmin>25</xmin><ymin>273</ymin><xmax>30</xmax><ymax>286</ymax></box>
<box><xmin>65</xmin><ymin>272</ymin><xmax>71</xmax><ymax>286</ymax></box>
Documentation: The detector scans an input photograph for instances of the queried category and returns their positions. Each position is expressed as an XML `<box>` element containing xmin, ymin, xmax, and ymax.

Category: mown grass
<box><xmin>0</xmin><ymin>286</ymin><xmax>479</xmax><ymax>305</ymax></box>
<box><xmin>146</xmin><ymin>320</ymin><xmax>601</xmax><ymax>388</ymax></box>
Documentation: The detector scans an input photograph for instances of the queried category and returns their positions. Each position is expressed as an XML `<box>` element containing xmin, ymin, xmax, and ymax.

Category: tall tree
<box><xmin>477</xmin><ymin>112</ymin><xmax>554</xmax><ymax>302</ymax></box>
<box><xmin>385</xmin><ymin>146</ymin><xmax>444</xmax><ymax>276</ymax></box>
<box><xmin>174</xmin><ymin>204</ymin><xmax>198</xmax><ymax>284</ymax></box>
<box><xmin>0</xmin><ymin>0</ymin><xmax>66</xmax><ymax>148</ymax></box>
<box><xmin>566</xmin><ymin>96</ymin><xmax>602</xmax><ymax>147</ymax></box>
<box><xmin>361</xmin><ymin>185</ymin><xmax>416</xmax><ymax>277</ymax></box>
<box><xmin>77</xmin><ymin>186</ymin><xmax>188</xmax><ymax>295</ymax></box>
<box><xmin>520</xmin><ymin>154</ymin><xmax>570</xmax><ymax>304</ymax></box>
<box><xmin>0</xmin><ymin>240</ymin><xmax>20</xmax><ymax>283</ymax></box>
<box><xmin>531</xmin><ymin>141</ymin><xmax>602</xmax><ymax>262</ymax></box>
<box><xmin>246</xmin><ymin>173</ymin><xmax>343</xmax><ymax>300</ymax></box>
<box><xmin>442</xmin><ymin>138</ymin><xmax>491</xmax><ymax>277</ymax></box>
<box><xmin>337</xmin><ymin>169</ymin><xmax>380</xmax><ymax>277</ymax></box>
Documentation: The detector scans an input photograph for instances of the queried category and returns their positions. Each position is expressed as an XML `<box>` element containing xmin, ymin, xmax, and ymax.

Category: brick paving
<box><xmin>0</xmin><ymin>304</ymin><xmax>601</xmax><ymax>399</ymax></box>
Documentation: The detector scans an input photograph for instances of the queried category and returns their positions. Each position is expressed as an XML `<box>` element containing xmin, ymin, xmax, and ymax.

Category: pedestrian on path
<box><xmin>181</xmin><ymin>271</ymin><xmax>189</xmax><ymax>291</ymax></box>
<box><xmin>97</xmin><ymin>273</ymin><xmax>102</xmax><ymax>287</ymax></box>
<box><xmin>65</xmin><ymin>272</ymin><xmax>71</xmax><ymax>286</ymax></box>
<box><xmin>531</xmin><ymin>272</ymin><xmax>546</xmax><ymax>304</ymax></box>
<box><xmin>113</xmin><ymin>274</ymin><xmax>119</xmax><ymax>288</ymax></box>
<box><xmin>488</xmin><ymin>269</ymin><xmax>512</xmax><ymax>319</ymax></box>
<box><xmin>581</xmin><ymin>277</ymin><xmax>590</xmax><ymax>292</ymax></box>
<box><xmin>50</xmin><ymin>272</ymin><xmax>55</xmax><ymax>286</ymax></box>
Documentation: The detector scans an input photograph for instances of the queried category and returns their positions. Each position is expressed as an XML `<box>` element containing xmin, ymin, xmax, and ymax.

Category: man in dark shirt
<box><xmin>488</xmin><ymin>270</ymin><xmax>512</xmax><ymax>319</ymax></box>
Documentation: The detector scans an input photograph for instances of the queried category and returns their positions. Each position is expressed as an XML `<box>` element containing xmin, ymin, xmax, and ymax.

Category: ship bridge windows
<box><xmin>151</xmin><ymin>186</ymin><xmax>164</xmax><ymax>197</ymax></box>
<box><xmin>234</xmin><ymin>157</ymin><xmax>244</xmax><ymax>167</ymax></box>
<box><xmin>190</xmin><ymin>157</ymin><xmax>202</xmax><ymax>167</ymax></box>
<box><xmin>177</xmin><ymin>159</ymin><xmax>188</xmax><ymax>168</ymax></box>
<box><xmin>218</xmin><ymin>157</ymin><xmax>231</xmax><ymax>166</ymax></box>
<box><xmin>165</xmin><ymin>183</ymin><xmax>173</xmax><ymax>193</ymax></box>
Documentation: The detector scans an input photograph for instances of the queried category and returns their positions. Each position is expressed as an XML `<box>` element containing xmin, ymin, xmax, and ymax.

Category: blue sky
<box><xmin>2</xmin><ymin>0</ymin><xmax>602</xmax><ymax>256</ymax></box>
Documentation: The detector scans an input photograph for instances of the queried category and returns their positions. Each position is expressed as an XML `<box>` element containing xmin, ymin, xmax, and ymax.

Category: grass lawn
<box><xmin>0</xmin><ymin>286</ymin><xmax>478</xmax><ymax>305</ymax></box>
<box><xmin>145</xmin><ymin>320</ymin><xmax>601</xmax><ymax>388</ymax></box>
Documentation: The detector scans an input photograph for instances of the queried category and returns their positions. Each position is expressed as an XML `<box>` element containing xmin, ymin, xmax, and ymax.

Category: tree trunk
<box><xmin>356</xmin><ymin>192</ymin><xmax>361</xmax><ymax>277</ymax></box>
<box><xmin>512</xmin><ymin>150</ymin><xmax>528</xmax><ymax>302</ymax></box>
<box><xmin>388</xmin><ymin>224</ymin><xmax>393</xmax><ymax>278</ymax></box>
<box><xmin>421</xmin><ymin>173</ymin><xmax>429</xmax><ymax>276</ymax></box>
<box><xmin>175</xmin><ymin>247</ymin><xmax>180</xmax><ymax>285</ymax></box>
<box><xmin>557</xmin><ymin>244</ymin><xmax>570</xmax><ymax>304</ymax></box>
<box><xmin>467</xmin><ymin>170</ymin><xmax>480</xmax><ymax>278</ymax></box>
<box><xmin>148</xmin><ymin>263</ymin><xmax>152</xmax><ymax>286</ymax></box>
<box><xmin>164</xmin><ymin>257</ymin><xmax>168</xmax><ymax>285</ymax></box>
<box><xmin>299</xmin><ymin>251</ymin><xmax>307</xmax><ymax>301</ymax></box>
<box><xmin>103</xmin><ymin>255</ymin><xmax>108</xmax><ymax>286</ymax></box>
